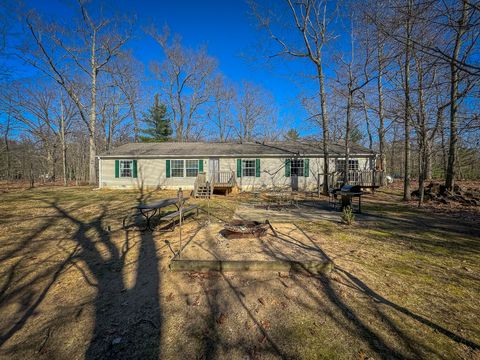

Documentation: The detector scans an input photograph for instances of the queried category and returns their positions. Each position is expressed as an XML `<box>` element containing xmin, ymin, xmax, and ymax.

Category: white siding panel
<box><xmin>100</xmin><ymin>156</ymin><xmax>374</xmax><ymax>190</ymax></box>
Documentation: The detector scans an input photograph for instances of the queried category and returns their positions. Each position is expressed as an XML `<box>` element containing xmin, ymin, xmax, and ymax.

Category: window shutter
<box><xmin>304</xmin><ymin>159</ymin><xmax>310</xmax><ymax>177</ymax></box>
<box><xmin>255</xmin><ymin>159</ymin><xmax>261</xmax><ymax>177</ymax></box>
<box><xmin>132</xmin><ymin>160</ymin><xmax>138</xmax><ymax>178</ymax></box>
<box><xmin>115</xmin><ymin>160</ymin><xmax>119</xmax><ymax>178</ymax></box>
<box><xmin>236</xmin><ymin>159</ymin><xmax>242</xmax><ymax>178</ymax></box>
<box><xmin>166</xmin><ymin>160</ymin><xmax>170</xmax><ymax>178</ymax></box>
<box><xmin>285</xmin><ymin>159</ymin><xmax>291</xmax><ymax>177</ymax></box>
<box><xmin>198</xmin><ymin>159</ymin><xmax>203</xmax><ymax>173</ymax></box>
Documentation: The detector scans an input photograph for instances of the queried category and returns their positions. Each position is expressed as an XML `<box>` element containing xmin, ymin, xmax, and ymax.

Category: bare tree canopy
<box><xmin>0</xmin><ymin>0</ymin><xmax>478</xmax><ymax>190</ymax></box>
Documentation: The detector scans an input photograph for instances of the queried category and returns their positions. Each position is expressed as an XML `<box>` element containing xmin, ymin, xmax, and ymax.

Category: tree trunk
<box><xmin>362</xmin><ymin>93</ymin><xmax>373</xmax><ymax>150</ymax></box>
<box><xmin>89</xmin><ymin>32</ymin><xmax>97</xmax><ymax>185</ymax></box>
<box><xmin>446</xmin><ymin>0</ymin><xmax>468</xmax><ymax>190</ymax></box>
<box><xmin>403</xmin><ymin>0</ymin><xmax>412</xmax><ymax>201</ymax></box>
<box><xmin>4</xmin><ymin>115</ymin><xmax>11</xmax><ymax>181</ymax></box>
<box><xmin>376</xmin><ymin>31</ymin><xmax>387</xmax><ymax>177</ymax></box>
<box><xmin>344</xmin><ymin>87</ymin><xmax>353</xmax><ymax>185</ymax></box>
<box><xmin>416</xmin><ymin>58</ymin><xmax>427</xmax><ymax>207</ymax></box>
<box><xmin>60</xmin><ymin>100</ymin><xmax>67</xmax><ymax>186</ymax></box>
<box><xmin>317</xmin><ymin>64</ymin><xmax>329</xmax><ymax>194</ymax></box>
<box><xmin>132</xmin><ymin>107</ymin><xmax>138</xmax><ymax>143</ymax></box>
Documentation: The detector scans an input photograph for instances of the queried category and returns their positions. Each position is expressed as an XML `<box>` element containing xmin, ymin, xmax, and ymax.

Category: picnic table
<box><xmin>124</xmin><ymin>197</ymin><xmax>198</xmax><ymax>231</ymax></box>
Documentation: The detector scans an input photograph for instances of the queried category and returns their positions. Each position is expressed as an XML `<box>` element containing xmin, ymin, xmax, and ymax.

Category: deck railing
<box><xmin>326</xmin><ymin>170</ymin><xmax>384</xmax><ymax>188</ymax></box>
<box><xmin>209</xmin><ymin>171</ymin><xmax>236</xmax><ymax>187</ymax></box>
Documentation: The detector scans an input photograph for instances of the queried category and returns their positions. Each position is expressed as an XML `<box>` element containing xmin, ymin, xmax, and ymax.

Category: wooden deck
<box><xmin>328</xmin><ymin>170</ymin><xmax>384</xmax><ymax>189</ymax></box>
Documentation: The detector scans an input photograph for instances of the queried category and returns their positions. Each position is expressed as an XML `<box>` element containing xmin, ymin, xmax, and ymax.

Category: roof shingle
<box><xmin>98</xmin><ymin>141</ymin><xmax>376</xmax><ymax>158</ymax></box>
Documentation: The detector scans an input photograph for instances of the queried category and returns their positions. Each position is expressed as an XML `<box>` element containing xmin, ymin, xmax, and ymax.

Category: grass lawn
<box><xmin>0</xmin><ymin>184</ymin><xmax>479</xmax><ymax>359</ymax></box>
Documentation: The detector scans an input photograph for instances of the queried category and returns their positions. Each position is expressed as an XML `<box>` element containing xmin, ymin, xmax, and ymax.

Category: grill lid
<box><xmin>340</xmin><ymin>185</ymin><xmax>362</xmax><ymax>192</ymax></box>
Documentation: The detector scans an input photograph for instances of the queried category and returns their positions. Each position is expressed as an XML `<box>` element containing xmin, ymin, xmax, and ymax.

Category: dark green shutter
<box><xmin>198</xmin><ymin>159</ymin><xmax>203</xmax><ymax>173</ymax></box>
<box><xmin>132</xmin><ymin>160</ymin><xmax>138</xmax><ymax>178</ymax></box>
<box><xmin>115</xmin><ymin>160</ymin><xmax>119</xmax><ymax>178</ymax></box>
<box><xmin>236</xmin><ymin>159</ymin><xmax>242</xmax><ymax>178</ymax></box>
<box><xmin>285</xmin><ymin>159</ymin><xmax>291</xmax><ymax>177</ymax></box>
<box><xmin>255</xmin><ymin>159</ymin><xmax>261</xmax><ymax>177</ymax></box>
<box><xmin>166</xmin><ymin>160</ymin><xmax>170</xmax><ymax>178</ymax></box>
<box><xmin>304</xmin><ymin>159</ymin><xmax>309</xmax><ymax>177</ymax></box>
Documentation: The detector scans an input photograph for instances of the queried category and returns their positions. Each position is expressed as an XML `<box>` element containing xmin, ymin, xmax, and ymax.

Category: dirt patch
<box><xmin>177</xmin><ymin>222</ymin><xmax>329</xmax><ymax>262</ymax></box>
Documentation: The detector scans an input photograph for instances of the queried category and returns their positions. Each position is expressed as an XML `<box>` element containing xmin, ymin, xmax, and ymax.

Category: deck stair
<box><xmin>193</xmin><ymin>173</ymin><xmax>213</xmax><ymax>199</ymax></box>
<box><xmin>194</xmin><ymin>171</ymin><xmax>237</xmax><ymax>198</ymax></box>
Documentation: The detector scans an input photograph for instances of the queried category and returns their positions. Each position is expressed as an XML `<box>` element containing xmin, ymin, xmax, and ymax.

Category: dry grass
<box><xmin>0</xmin><ymin>184</ymin><xmax>479</xmax><ymax>360</ymax></box>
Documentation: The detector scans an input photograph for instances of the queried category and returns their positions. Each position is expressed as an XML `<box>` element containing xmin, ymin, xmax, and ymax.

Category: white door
<box><xmin>209</xmin><ymin>158</ymin><xmax>219</xmax><ymax>182</ymax></box>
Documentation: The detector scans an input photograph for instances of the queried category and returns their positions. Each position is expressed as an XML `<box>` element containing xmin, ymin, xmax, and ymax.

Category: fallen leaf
<box><xmin>260</xmin><ymin>320</ymin><xmax>271</xmax><ymax>330</ymax></box>
<box><xmin>216</xmin><ymin>313</ymin><xmax>227</xmax><ymax>325</ymax></box>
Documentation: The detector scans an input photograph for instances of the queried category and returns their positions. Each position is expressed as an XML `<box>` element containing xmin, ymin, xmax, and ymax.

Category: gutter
<box><xmin>97</xmin><ymin>153</ymin><xmax>377</xmax><ymax>159</ymax></box>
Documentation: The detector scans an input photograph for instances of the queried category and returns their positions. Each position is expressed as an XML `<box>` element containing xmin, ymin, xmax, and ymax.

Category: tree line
<box><xmin>0</xmin><ymin>0</ymin><xmax>479</xmax><ymax>205</ymax></box>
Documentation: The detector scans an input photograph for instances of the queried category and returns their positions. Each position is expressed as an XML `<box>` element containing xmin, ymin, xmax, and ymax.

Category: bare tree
<box><xmin>208</xmin><ymin>74</ymin><xmax>235</xmax><ymax>142</ymax></box>
<box><xmin>252</xmin><ymin>0</ymin><xmax>336</xmax><ymax>193</ymax></box>
<box><xmin>335</xmin><ymin>13</ymin><xmax>373</xmax><ymax>184</ymax></box>
<box><xmin>108</xmin><ymin>54</ymin><xmax>144</xmax><ymax>142</ymax></box>
<box><xmin>23</xmin><ymin>2</ymin><xmax>131</xmax><ymax>184</ymax></box>
<box><xmin>445</xmin><ymin>0</ymin><xmax>475</xmax><ymax>190</ymax></box>
<box><xmin>3</xmin><ymin>83</ymin><xmax>77</xmax><ymax>183</ymax></box>
<box><xmin>235</xmin><ymin>81</ymin><xmax>276</xmax><ymax>142</ymax></box>
<box><xmin>149</xmin><ymin>27</ymin><xmax>216</xmax><ymax>141</ymax></box>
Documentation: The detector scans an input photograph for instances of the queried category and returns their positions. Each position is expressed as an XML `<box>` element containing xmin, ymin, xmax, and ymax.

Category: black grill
<box><xmin>340</xmin><ymin>185</ymin><xmax>362</xmax><ymax>193</ymax></box>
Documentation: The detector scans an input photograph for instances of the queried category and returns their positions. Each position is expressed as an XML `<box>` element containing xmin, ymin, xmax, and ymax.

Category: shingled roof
<box><xmin>98</xmin><ymin>141</ymin><xmax>376</xmax><ymax>158</ymax></box>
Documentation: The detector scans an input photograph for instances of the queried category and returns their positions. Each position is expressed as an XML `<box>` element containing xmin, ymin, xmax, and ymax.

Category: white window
<box><xmin>291</xmin><ymin>159</ymin><xmax>304</xmax><ymax>176</ymax></box>
<box><xmin>186</xmin><ymin>160</ymin><xmax>199</xmax><ymax>177</ymax></box>
<box><xmin>336</xmin><ymin>159</ymin><xmax>359</xmax><ymax>172</ymax></box>
<box><xmin>120</xmin><ymin>160</ymin><xmax>133</xmax><ymax>178</ymax></box>
<box><xmin>171</xmin><ymin>160</ymin><xmax>184</xmax><ymax>177</ymax></box>
<box><xmin>242</xmin><ymin>159</ymin><xmax>255</xmax><ymax>177</ymax></box>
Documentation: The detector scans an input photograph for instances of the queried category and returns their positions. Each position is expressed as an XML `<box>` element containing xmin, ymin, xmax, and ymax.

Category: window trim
<box><xmin>242</xmin><ymin>159</ymin><xmax>256</xmax><ymax>177</ymax></box>
<box><xmin>119</xmin><ymin>160</ymin><xmax>133</xmax><ymax>178</ymax></box>
<box><xmin>336</xmin><ymin>159</ymin><xmax>359</xmax><ymax>172</ymax></box>
<box><xmin>169</xmin><ymin>159</ymin><xmax>200</xmax><ymax>178</ymax></box>
<box><xmin>185</xmin><ymin>159</ymin><xmax>199</xmax><ymax>177</ymax></box>
<box><xmin>171</xmin><ymin>159</ymin><xmax>185</xmax><ymax>178</ymax></box>
<box><xmin>290</xmin><ymin>158</ymin><xmax>305</xmax><ymax>177</ymax></box>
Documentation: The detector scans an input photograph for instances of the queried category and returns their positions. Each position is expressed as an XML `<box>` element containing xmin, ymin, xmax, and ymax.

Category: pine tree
<box><xmin>139</xmin><ymin>94</ymin><xmax>172</xmax><ymax>142</ymax></box>
<box><xmin>285</xmin><ymin>128</ymin><xmax>300</xmax><ymax>141</ymax></box>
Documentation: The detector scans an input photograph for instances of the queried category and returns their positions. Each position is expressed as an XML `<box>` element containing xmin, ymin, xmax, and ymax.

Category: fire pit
<box><xmin>221</xmin><ymin>220</ymin><xmax>270</xmax><ymax>239</ymax></box>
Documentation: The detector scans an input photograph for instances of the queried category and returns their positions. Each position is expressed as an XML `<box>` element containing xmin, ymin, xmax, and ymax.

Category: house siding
<box><xmin>99</xmin><ymin>156</ymin><xmax>372</xmax><ymax>191</ymax></box>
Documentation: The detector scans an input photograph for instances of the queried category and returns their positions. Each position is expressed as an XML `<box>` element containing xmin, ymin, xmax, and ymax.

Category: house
<box><xmin>97</xmin><ymin>141</ymin><xmax>379</xmax><ymax>192</ymax></box>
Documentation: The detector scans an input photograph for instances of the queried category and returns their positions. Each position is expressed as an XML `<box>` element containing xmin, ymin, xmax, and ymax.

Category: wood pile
<box><xmin>411</xmin><ymin>182</ymin><xmax>480</xmax><ymax>206</ymax></box>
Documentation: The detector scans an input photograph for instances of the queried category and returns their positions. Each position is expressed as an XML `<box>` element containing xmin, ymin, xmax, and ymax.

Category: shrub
<box><xmin>341</xmin><ymin>207</ymin><xmax>355</xmax><ymax>225</ymax></box>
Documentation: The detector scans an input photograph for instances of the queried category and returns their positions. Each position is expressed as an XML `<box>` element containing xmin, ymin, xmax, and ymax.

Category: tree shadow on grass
<box><xmin>47</xmin><ymin>196</ymin><xmax>162</xmax><ymax>359</ymax></box>
<box><xmin>0</xmin><ymin>189</ymin><xmax>164</xmax><ymax>359</ymax></box>
<box><xmin>289</xmin><ymin>224</ymin><xmax>480</xmax><ymax>358</ymax></box>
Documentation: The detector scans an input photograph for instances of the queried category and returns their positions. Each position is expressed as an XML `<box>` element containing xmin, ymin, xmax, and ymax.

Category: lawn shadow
<box><xmin>0</xmin><ymin>186</ymin><xmax>164</xmax><ymax>359</ymax></box>
<box><xmin>272</xmin><ymin>223</ymin><xmax>480</xmax><ymax>358</ymax></box>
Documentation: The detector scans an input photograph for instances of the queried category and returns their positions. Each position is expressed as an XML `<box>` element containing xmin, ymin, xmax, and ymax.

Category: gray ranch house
<box><xmin>97</xmin><ymin>141</ymin><xmax>379</xmax><ymax>194</ymax></box>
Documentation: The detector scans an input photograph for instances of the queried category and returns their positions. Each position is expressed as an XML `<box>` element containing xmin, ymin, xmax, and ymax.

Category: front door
<box><xmin>209</xmin><ymin>158</ymin><xmax>220</xmax><ymax>182</ymax></box>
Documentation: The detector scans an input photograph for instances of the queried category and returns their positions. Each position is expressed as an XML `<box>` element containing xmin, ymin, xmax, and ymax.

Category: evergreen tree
<box><xmin>285</xmin><ymin>128</ymin><xmax>300</xmax><ymax>141</ymax></box>
<box><xmin>139</xmin><ymin>94</ymin><xmax>172</xmax><ymax>142</ymax></box>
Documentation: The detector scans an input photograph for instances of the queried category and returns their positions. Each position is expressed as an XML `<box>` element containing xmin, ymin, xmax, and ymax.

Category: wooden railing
<box><xmin>209</xmin><ymin>171</ymin><xmax>236</xmax><ymax>187</ymax></box>
<box><xmin>327</xmin><ymin>170</ymin><xmax>385</xmax><ymax>188</ymax></box>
